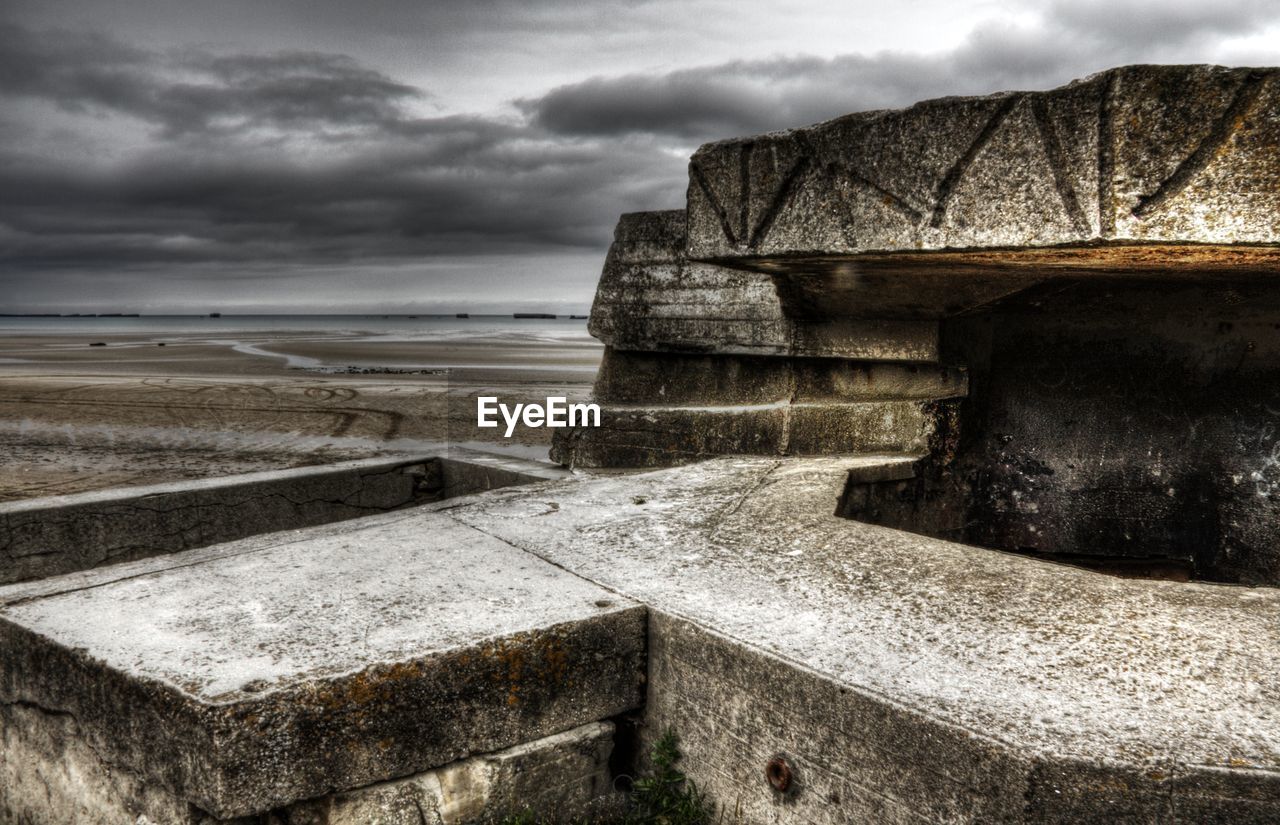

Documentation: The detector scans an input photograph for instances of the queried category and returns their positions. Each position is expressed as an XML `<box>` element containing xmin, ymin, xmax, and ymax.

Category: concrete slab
<box><xmin>0</xmin><ymin>510</ymin><xmax>645</xmax><ymax>818</ymax></box>
<box><xmin>448</xmin><ymin>457</ymin><xmax>1280</xmax><ymax>821</ymax></box>
<box><xmin>687</xmin><ymin>66</ymin><xmax>1280</xmax><ymax>266</ymax></box>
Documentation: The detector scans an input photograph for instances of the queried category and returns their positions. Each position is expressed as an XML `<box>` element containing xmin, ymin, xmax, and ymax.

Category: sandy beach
<box><xmin>0</xmin><ymin>318</ymin><xmax>601</xmax><ymax>501</ymax></box>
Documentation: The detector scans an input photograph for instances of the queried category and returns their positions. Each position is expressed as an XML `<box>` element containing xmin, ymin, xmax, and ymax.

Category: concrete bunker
<box><xmin>554</xmin><ymin>64</ymin><xmax>1280</xmax><ymax>587</ymax></box>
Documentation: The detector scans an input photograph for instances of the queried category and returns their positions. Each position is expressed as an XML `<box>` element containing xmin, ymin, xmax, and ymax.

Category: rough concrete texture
<box><xmin>551</xmin><ymin>400</ymin><xmax>943</xmax><ymax>468</ymax></box>
<box><xmin>449</xmin><ymin>457</ymin><xmax>1280</xmax><ymax>822</ymax></box>
<box><xmin>687</xmin><ymin>65</ymin><xmax>1280</xmax><ymax>317</ymax></box>
<box><xmin>590</xmin><ymin>210</ymin><xmax>940</xmax><ymax>359</ymax></box>
<box><xmin>0</xmin><ymin>456</ymin><xmax>434</xmax><ymax>585</ymax></box>
<box><xmin>0</xmin><ymin>706</ymin><xmax>620</xmax><ymax>825</ymax></box>
<box><xmin>0</xmin><ymin>509</ymin><xmax>645</xmax><ymax>818</ymax></box>
<box><xmin>553</xmin><ymin>207</ymin><xmax>973</xmax><ymax>467</ymax></box>
<box><xmin>593</xmin><ymin>350</ymin><xmax>968</xmax><ymax>407</ymax></box>
<box><xmin>817</xmin><ymin>279</ymin><xmax>1280</xmax><ymax>586</ymax></box>
<box><xmin>316</xmin><ymin>720</ymin><xmax>622</xmax><ymax>825</ymax></box>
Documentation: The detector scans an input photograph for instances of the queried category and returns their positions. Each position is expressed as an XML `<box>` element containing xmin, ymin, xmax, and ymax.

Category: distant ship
<box><xmin>456</xmin><ymin>313</ymin><xmax>470</xmax><ymax>318</ymax></box>
<box><xmin>513</xmin><ymin>313</ymin><xmax>556</xmax><ymax>319</ymax></box>
<box><xmin>570</xmin><ymin>315</ymin><xmax>588</xmax><ymax>319</ymax></box>
<box><xmin>209</xmin><ymin>312</ymin><xmax>221</xmax><ymax>318</ymax></box>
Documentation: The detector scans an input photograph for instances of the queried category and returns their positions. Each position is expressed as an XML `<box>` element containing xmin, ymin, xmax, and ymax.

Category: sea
<box><xmin>0</xmin><ymin>314</ymin><xmax>592</xmax><ymax>341</ymax></box>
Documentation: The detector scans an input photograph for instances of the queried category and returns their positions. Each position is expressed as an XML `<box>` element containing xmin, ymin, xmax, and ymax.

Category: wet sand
<box><xmin>0</xmin><ymin>328</ymin><xmax>602</xmax><ymax>501</ymax></box>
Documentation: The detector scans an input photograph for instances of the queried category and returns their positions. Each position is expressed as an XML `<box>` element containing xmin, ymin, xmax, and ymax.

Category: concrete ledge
<box><xmin>8</xmin><ymin>453</ymin><xmax>1277</xmax><ymax>821</ymax></box>
<box><xmin>687</xmin><ymin>66</ymin><xmax>1280</xmax><ymax>262</ymax></box>
<box><xmin>0</xmin><ymin>456</ymin><xmax>434</xmax><ymax>584</ymax></box>
<box><xmin>0</xmin><ymin>451</ymin><xmax>569</xmax><ymax>586</ymax></box>
<box><xmin>593</xmin><ymin>349</ymin><xmax>968</xmax><ymax>407</ymax></box>
<box><xmin>0</xmin><ymin>512</ymin><xmax>646</xmax><ymax>818</ymax></box>
<box><xmin>590</xmin><ymin>210</ymin><xmax>940</xmax><ymax>360</ymax></box>
<box><xmin>551</xmin><ymin>402</ymin><xmax>943</xmax><ymax>468</ymax></box>
<box><xmin>437</xmin><ymin>448</ymin><xmax>573</xmax><ymax>497</ymax></box>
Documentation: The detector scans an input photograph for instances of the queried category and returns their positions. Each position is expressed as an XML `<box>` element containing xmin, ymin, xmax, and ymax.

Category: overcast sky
<box><xmin>3</xmin><ymin>0</ymin><xmax>1279</xmax><ymax>313</ymax></box>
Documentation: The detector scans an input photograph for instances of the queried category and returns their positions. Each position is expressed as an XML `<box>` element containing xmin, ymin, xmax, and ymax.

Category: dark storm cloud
<box><xmin>0</xmin><ymin>123</ymin><xmax>678</xmax><ymax>269</ymax></box>
<box><xmin>0</xmin><ymin>24</ymin><xmax>423</xmax><ymax>137</ymax></box>
<box><xmin>0</xmin><ymin>22</ymin><xmax>681</xmax><ymax>281</ymax></box>
<box><xmin>526</xmin><ymin>0</ymin><xmax>1279</xmax><ymax>141</ymax></box>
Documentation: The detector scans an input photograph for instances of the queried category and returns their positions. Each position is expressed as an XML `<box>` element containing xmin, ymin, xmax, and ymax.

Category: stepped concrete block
<box><xmin>449</xmin><ymin>457</ymin><xmax>1280</xmax><ymax>822</ymax></box>
<box><xmin>590</xmin><ymin>210</ymin><xmax>940</xmax><ymax>358</ymax></box>
<box><xmin>593</xmin><ymin>350</ymin><xmax>967</xmax><ymax>407</ymax></box>
<box><xmin>686</xmin><ymin>65</ymin><xmax>1280</xmax><ymax>317</ymax></box>
<box><xmin>0</xmin><ymin>511</ymin><xmax>645</xmax><ymax>819</ymax></box>
<box><xmin>0</xmin><ymin>708</ymin><xmax>622</xmax><ymax>825</ymax></box>
<box><xmin>588</xmin><ymin>211</ymin><xmax>791</xmax><ymax>355</ymax></box>
<box><xmin>313</xmin><ymin>720</ymin><xmax>623</xmax><ymax>824</ymax></box>
<box><xmin>550</xmin><ymin>400</ymin><xmax>941</xmax><ymax>468</ymax></box>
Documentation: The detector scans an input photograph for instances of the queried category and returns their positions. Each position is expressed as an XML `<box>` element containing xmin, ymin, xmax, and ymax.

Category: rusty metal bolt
<box><xmin>765</xmin><ymin>756</ymin><xmax>793</xmax><ymax>793</ymax></box>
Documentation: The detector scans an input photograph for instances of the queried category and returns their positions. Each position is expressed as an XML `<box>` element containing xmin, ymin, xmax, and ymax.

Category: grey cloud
<box><xmin>0</xmin><ymin>24</ymin><xmax>424</xmax><ymax>137</ymax></box>
<box><xmin>0</xmin><ymin>117</ymin><xmax>681</xmax><ymax>277</ymax></box>
<box><xmin>0</xmin><ymin>22</ymin><xmax>685</xmax><ymax>283</ymax></box>
<box><xmin>524</xmin><ymin>0</ymin><xmax>1279</xmax><ymax>142</ymax></box>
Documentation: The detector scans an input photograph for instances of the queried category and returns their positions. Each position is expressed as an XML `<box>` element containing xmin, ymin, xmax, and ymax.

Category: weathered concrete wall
<box><xmin>947</xmin><ymin>280</ymin><xmax>1280</xmax><ymax>585</ymax></box>
<box><xmin>645</xmin><ymin>613</ymin><xmax>1280</xmax><ymax>823</ymax></box>
<box><xmin>0</xmin><ymin>452</ymin><xmax>566</xmax><ymax>586</ymax></box>
<box><xmin>0</xmin><ymin>457</ymin><xmax>430</xmax><ymax>584</ymax></box>
<box><xmin>0</xmin><ymin>704</ymin><xmax>623</xmax><ymax>824</ymax></box>
<box><xmin>837</xmin><ymin>280</ymin><xmax>1280</xmax><ymax>585</ymax></box>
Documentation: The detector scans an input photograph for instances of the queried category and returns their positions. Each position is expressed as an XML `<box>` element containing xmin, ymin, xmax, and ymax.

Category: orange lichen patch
<box><xmin>476</xmin><ymin>630</ymin><xmax>573</xmax><ymax>707</ymax></box>
<box><xmin>304</xmin><ymin>658</ymin><xmax>432</xmax><ymax>714</ymax></box>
